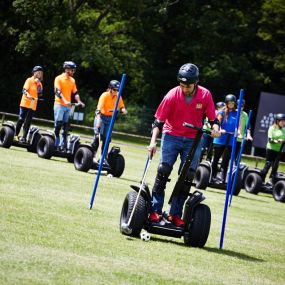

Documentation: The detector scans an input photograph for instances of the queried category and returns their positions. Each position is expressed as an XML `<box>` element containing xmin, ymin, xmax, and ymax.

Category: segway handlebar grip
<box><xmin>183</xmin><ymin>122</ymin><xmax>212</xmax><ymax>135</ymax></box>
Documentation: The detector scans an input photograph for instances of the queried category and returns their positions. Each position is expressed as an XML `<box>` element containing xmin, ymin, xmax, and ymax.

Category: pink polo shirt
<box><xmin>155</xmin><ymin>85</ymin><xmax>216</xmax><ymax>138</ymax></box>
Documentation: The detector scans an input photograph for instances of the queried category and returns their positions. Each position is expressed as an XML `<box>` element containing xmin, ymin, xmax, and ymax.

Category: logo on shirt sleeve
<box><xmin>196</xmin><ymin>103</ymin><xmax>202</xmax><ymax>109</ymax></box>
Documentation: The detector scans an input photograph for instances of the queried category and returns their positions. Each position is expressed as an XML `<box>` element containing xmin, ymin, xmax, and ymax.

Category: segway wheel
<box><xmin>184</xmin><ymin>204</ymin><xmax>211</xmax><ymax>248</ymax></box>
<box><xmin>0</xmin><ymin>126</ymin><xmax>14</xmax><ymax>148</ymax></box>
<box><xmin>37</xmin><ymin>136</ymin><xmax>54</xmax><ymax>159</ymax></box>
<box><xmin>74</xmin><ymin>147</ymin><xmax>93</xmax><ymax>172</ymax></box>
<box><xmin>27</xmin><ymin>133</ymin><xmax>41</xmax><ymax>153</ymax></box>
<box><xmin>231</xmin><ymin>170</ymin><xmax>243</xmax><ymax>196</ymax></box>
<box><xmin>120</xmin><ymin>191</ymin><xmax>147</xmax><ymax>237</ymax></box>
<box><xmin>109</xmin><ymin>153</ymin><xmax>125</xmax><ymax>177</ymax></box>
<box><xmin>244</xmin><ymin>173</ymin><xmax>262</xmax><ymax>194</ymax></box>
<box><xmin>195</xmin><ymin>165</ymin><xmax>210</xmax><ymax>190</ymax></box>
<box><xmin>273</xmin><ymin>180</ymin><xmax>285</xmax><ymax>202</ymax></box>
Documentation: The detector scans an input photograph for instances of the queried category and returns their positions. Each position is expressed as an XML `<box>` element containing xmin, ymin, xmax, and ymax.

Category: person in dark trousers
<box><xmin>211</xmin><ymin>94</ymin><xmax>238</xmax><ymax>183</ymax></box>
<box><xmin>261</xmin><ymin>113</ymin><xmax>285</xmax><ymax>183</ymax></box>
<box><xmin>147</xmin><ymin>63</ymin><xmax>220</xmax><ymax>227</ymax></box>
<box><xmin>92</xmin><ymin>80</ymin><xmax>127</xmax><ymax>158</ymax></box>
<box><xmin>15</xmin><ymin>66</ymin><xmax>44</xmax><ymax>142</ymax></box>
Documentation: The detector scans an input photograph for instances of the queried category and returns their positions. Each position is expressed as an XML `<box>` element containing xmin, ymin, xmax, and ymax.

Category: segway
<box><xmin>194</xmin><ymin>134</ymin><xmax>247</xmax><ymax>196</ymax></box>
<box><xmin>37</xmin><ymin>103</ymin><xmax>87</xmax><ymax>162</ymax></box>
<box><xmin>119</xmin><ymin>123</ymin><xmax>211</xmax><ymax>248</ymax></box>
<box><xmin>0</xmin><ymin>121</ymin><xmax>41</xmax><ymax>153</ymax></box>
<box><xmin>74</xmin><ymin>108</ymin><xmax>125</xmax><ymax>177</ymax></box>
<box><xmin>244</xmin><ymin>142</ymin><xmax>285</xmax><ymax>196</ymax></box>
<box><xmin>74</xmin><ymin>145</ymin><xmax>125</xmax><ymax>177</ymax></box>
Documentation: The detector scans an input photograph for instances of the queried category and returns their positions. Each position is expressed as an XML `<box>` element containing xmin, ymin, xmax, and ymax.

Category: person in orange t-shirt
<box><xmin>15</xmin><ymin>65</ymin><xmax>43</xmax><ymax>142</ymax></box>
<box><xmin>92</xmin><ymin>80</ymin><xmax>127</xmax><ymax>156</ymax></box>
<box><xmin>53</xmin><ymin>61</ymin><xmax>85</xmax><ymax>149</ymax></box>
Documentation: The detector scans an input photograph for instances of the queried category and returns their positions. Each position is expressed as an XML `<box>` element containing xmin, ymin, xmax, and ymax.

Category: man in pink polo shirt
<box><xmin>147</xmin><ymin>63</ymin><xmax>220</xmax><ymax>227</ymax></box>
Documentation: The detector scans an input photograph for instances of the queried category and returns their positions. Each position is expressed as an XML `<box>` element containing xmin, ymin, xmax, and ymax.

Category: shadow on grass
<box><xmin>148</xmin><ymin>236</ymin><xmax>264</xmax><ymax>262</ymax></box>
<box><xmin>202</xmin><ymin>246</ymin><xmax>264</xmax><ymax>262</ymax></box>
<box><xmin>203</xmin><ymin>188</ymin><xmax>271</xmax><ymax>203</ymax></box>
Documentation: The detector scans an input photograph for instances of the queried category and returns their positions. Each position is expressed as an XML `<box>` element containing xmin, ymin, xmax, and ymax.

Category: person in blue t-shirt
<box><xmin>211</xmin><ymin>94</ymin><xmax>238</xmax><ymax>183</ymax></box>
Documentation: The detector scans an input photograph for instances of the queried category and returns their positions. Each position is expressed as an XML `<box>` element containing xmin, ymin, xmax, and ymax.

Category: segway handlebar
<box><xmin>183</xmin><ymin>122</ymin><xmax>212</xmax><ymax>135</ymax></box>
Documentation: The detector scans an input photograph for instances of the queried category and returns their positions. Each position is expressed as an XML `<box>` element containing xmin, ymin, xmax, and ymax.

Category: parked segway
<box><xmin>0</xmin><ymin>121</ymin><xmax>41</xmax><ymax>153</ymax></box>
<box><xmin>194</xmin><ymin>134</ymin><xmax>247</xmax><ymax>196</ymax></box>
<box><xmin>74</xmin><ymin>144</ymin><xmax>125</xmax><ymax>177</ymax></box>
<box><xmin>119</xmin><ymin>123</ymin><xmax>211</xmax><ymax>248</ymax></box>
<box><xmin>244</xmin><ymin>142</ymin><xmax>285</xmax><ymax>196</ymax></box>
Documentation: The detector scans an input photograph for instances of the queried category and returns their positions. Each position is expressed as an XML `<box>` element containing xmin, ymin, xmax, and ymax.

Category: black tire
<box><xmin>0</xmin><ymin>126</ymin><xmax>14</xmax><ymax>148</ymax></box>
<box><xmin>27</xmin><ymin>133</ymin><xmax>41</xmax><ymax>153</ymax></box>
<box><xmin>273</xmin><ymin>180</ymin><xmax>285</xmax><ymax>202</ymax></box>
<box><xmin>231</xmin><ymin>170</ymin><xmax>242</xmax><ymax>196</ymax></box>
<box><xmin>184</xmin><ymin>204</ymin><xmax>211</xmax><ymax>248</ymax></box>
<box><xmin>67</xmin><ymin>156</ymin><xmax>74</xmax><ymax>163</ymax></box>
<box><xmin>109</xmin><ymin>154</ymin><xmax>125</xmax><ymax>177</ymax></box>
<box><xmin>120</xmin><ymin>191</ymin><xmax>147</xmax><ymax>237</ymax></box>
<box><xmin>74</xmin><ymin>147</ymin><xmax>93</xmax><ymax>172</ymax></box>
<box><xmin>37</xmin><ymin>136</ymin><xmax>54</xmax><ymax>159</ymax></box>
<box><xmin>244</xmin><ymin>172</ymin><xmax>262</xmax><ymax>194</ymax></box>
<box><xmin>195</xmin><ymin>166</ymin><xmax>210</xmax><ymax>190</ymax></box>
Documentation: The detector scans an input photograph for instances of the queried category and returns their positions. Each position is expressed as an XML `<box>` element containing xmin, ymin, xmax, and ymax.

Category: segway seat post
<box><xmin>168</xmin><ymin>123</ymin><xmax>211</xmax><ymax>204</ymax></box>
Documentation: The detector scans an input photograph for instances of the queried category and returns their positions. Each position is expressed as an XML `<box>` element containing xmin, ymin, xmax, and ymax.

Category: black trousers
<box><xmin>261</xmin><ymin>149</ymin><xmax>279</xmax><ymax>179</ymax></box>
<box><xmin>212</xmin><ymin>144</ymin><xmax>232</xmax><ymax>178</ymax></box>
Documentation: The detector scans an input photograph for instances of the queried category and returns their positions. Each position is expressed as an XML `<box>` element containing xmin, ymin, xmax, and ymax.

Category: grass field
<box><xmin>1</xmin><ymin>139</ymin><xmax>285</xmax><ymax>285</ymax></box>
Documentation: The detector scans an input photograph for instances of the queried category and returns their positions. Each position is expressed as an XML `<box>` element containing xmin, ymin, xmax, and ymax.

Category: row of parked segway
<box><xmin>193</xmin><ymin>139</ymin><xmax>285</xmax><ymax>202</ymax></box>
<box><xmin>0</xmin><ymin>120</ymin><xmax>125</xmax><ymax>178</ymax></box>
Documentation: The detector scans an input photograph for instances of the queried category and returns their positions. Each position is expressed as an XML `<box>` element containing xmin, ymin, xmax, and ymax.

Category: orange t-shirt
<box><xmin>97</xmin><ymin>91</ymin><xmax>125</xmax><ymax>116</ymax></box>
<box><xmin>20</xmin><ymin>77</ymin><xmax>43</xmax><ymax>111</ymax></box>
<box><xmin>54</xmin><ymin>73</ymin><xmax>77</xmax><ymax>107</ymax></box>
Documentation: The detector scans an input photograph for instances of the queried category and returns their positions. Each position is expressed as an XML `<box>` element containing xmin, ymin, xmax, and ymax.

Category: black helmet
<box><xmin>237</xmin><ymin>99</ymin><xmax>245</xmax><ymax>106</ymax></box>
<box><xmin>32</xmin><ymin>65</ymin><xmax>43</xmax><ymax>73</ymax></box>
<box><xmin>177</xmin><ymin>63</ymin><xmax>199</xmax><ymax>85</ymax></box>
<box><xmin>109</xmin><ymin>80</ymin><xmax>120</xmax><ymax>90</ymax></box>
<box><xmin>216</xmin><ymin>101</ymin><xmax>226</xmax><ymax>109</ymax></box>
<box><xmin>275</xmin><ymin>113</ymin><xmax>285</xmax><ymax>121</ymax></box>
<box><xmin>225</xmin><ymin>94</ymin><xmax>236</xmax><ymax>103</ymax></box>
<box><xmin>63</xmin><ymin>61</ymin><xmax>77</xmax><ymax>69</ymax></box>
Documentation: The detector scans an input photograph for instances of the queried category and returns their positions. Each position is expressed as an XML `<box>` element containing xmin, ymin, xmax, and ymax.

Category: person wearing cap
<box><xmin>235</xmin><ymin>99</ymin><xmax>253</xmax><ymax>161</ymax></box>
<box><xmin>92</xmin><ymin>80</ymin><xmax>127</xmax><ymax>156</ymax></box>
<box><xmin>147</xmin><ymin>63</ymin><xmax>220</xmax><ymax>228</ymax></box>
<box><xmin>54</xmin><ymin>61</ymin><xmax>85</xmax><ymax>150</ymax></box>
<box><xmin>260</xmin><ymin>113</ymin><xmax>285</xmax><ymax>183</ymax></box>
<box><xmin>15</xmin><ymin>65</ymin><xmax>44</xmax><ymax>142</ymax></box>
<box><xmin>211</xmin><ymin>94</ymin><xmax>238</xmax><ymax>183</ymax></box>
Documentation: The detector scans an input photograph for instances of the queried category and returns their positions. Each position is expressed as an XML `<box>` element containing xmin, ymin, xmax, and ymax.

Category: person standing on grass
<box><xmin>54</xmin><ymin>61</ymin><xmax>85</xmax><ymax>151</ymax></box>
<box><xmin>260</xmin><ymin>113</ymin><xmax>285</xmax><ymax>183</ymax></box>
<box><xmin>235</xmin><ymin>99</ymin><xmax>253</xmax><ymax>161</ymax></box>
<box><xmin>92</xmin><ymin>80</ymin><xmax>127</xmax><ymax>158</ymax></box>
<box><xmin>211</xmin><ymin>94</ymin><xmax>238</xmax><ymax>183</ymax></box>
<box><xmin>147</xmin><ymin>63</ymin><xmax>220</xmax><ymax>228</ymax></box>
<box><xmin>15</xmin><ymin>66</ymin><xmax>44</xmax><ymax>142</ymax></box>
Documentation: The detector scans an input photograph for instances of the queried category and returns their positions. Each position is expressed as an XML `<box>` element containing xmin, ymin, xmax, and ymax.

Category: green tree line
<box><xmin>0</xmin><ymin>0</ymin><xmax>284</xmax><ymax>134</ymax></box>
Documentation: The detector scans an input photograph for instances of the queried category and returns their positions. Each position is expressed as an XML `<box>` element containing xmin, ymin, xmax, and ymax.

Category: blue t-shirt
<box><xmin>214</xmin><ymin>110</ymin><xmax>238</xmax><ymax>146</ymax></box>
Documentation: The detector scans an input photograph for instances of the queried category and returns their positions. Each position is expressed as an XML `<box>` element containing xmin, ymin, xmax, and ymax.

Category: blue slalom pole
<box><xmin>89</xmin><ymin>74</ymin><xmax>126</xmax><ymax>209</ymax></box>
<box><xmin>229</xmin><ymin>110</ymin><xmax>252</xmax><ymax>205</ymax></box>
<box><xmin>219</xmin><ymin>89</ymin><xmax>244</xmax><ymax>249</ymax></box>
